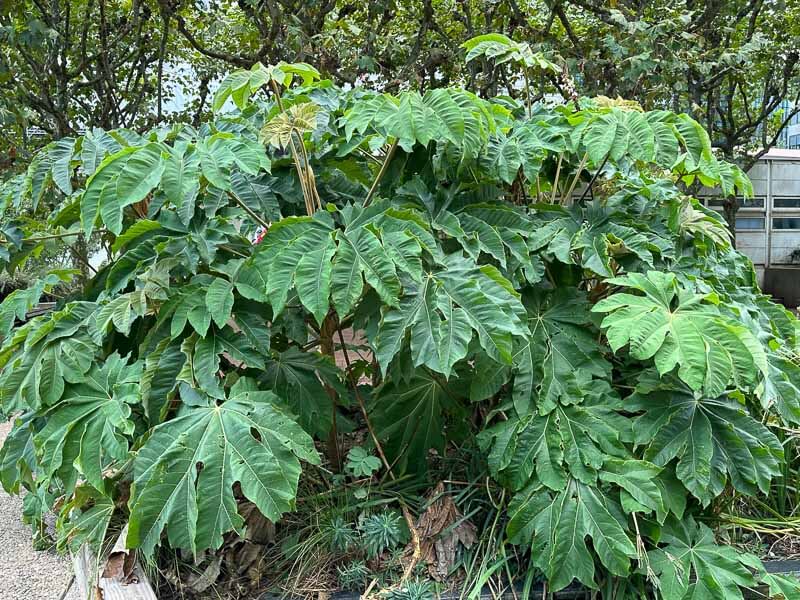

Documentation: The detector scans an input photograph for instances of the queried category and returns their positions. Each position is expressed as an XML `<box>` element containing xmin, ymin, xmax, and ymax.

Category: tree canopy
<box><xmin>2</xmin><ymin>0</ymin><xmax>799</xmax><ymax>171</ymax></box>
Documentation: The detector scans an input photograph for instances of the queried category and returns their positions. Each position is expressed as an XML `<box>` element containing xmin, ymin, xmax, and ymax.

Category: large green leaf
<box><xmin>513</xmin><ymin>289</ymin><xmax>610</xmax><ymax>416</ymax></box>
<box><xmin>178</xmin><ymin>327</ymin><xmax>264</xmax><ymax>399</ymax></box>
<box><xmin>162</xmin><ymin>142</ymin><xmax>200</xmax><ymax>225</ymax></box>
<box><xmin>35</xmin><ymin>354</ymin><xmax>140</xmax><ymax>494</ymax></box>
<box><xmin>49</xmin><ymin>137</ymin><xmax>76</xmax><ymax>195</ymax></box>
<box><xmin>422</xmin><ymin>88</ymin><xmax>464</xmax><ymax>146</ymax></box>
<box><xmin>648</xmin><ymin>517</ymin><xmax>762</xmax><ymax>600</ymax></box>
<box><xmin>593</xmin><ymin>271</ymin><xmax>766</xmax><ymax>394</ymax></box>
<box><xmin>95</xmin><ymin>293</ymin><xmax>144</xmax><ymax>337</ymax></box>
<box><xmin>127</xmin><ymin>387</ymin><xmax>319</xmax><ymax>557</ymax></box>
<box><xmin>230</xmin><ymin>171</ymin><xmax>280</xmax><ymax>223</ymax></box>
<box><xmin>205</xmin><ymin>277</ymin><xmax>235</xmax><ymax>329</ymax></box>
<box><xmin>628</xmin><ymin>381</ymin><xmax>783</xmax><ymax>505</ymax></box>
<box><xmin>763</xmin><ymin>354</ymin><xmax>800</xmax><ymax>425</ymax></box>
<box><xmin>0</xmin><ymin>271</ymin><xmax>71</xmax><ymax>339</ymax></box>
<box><xmin>249</xmin><ymin>215</ymin><xmax>334</xmax><ymax>317</ymax></box>
<box><xmin>336</xmin><ymin>226</ymin><xmax>400</xmax><ymax>308</ymax></box>
<box><xmin>295</xmin><ymin>236</ymin><xmax>335</xmax><ymax>325</ymax></box>
<box><xmin>528</xmin><ymin>203</ymin><xmax>657</xmax><ymax>276</ymax></box>
<box><xmin>0</xmin><ymin>302</ymin><xmax>96</xmax><ymax>413</ymax></box>
<box><xmin>646</xmin><ymin>111</ymin><xmax>681</xmax><ymax>168</ymax></box>
<box><xmin>482</xmin><ymin>129</ymin><xmax>544</xmax><ymax>184</ymax></box>
<box><xmin>507</xmin><ymin>479</ymin><xmax>637</xmax><ymax>592</ymax></box>
<box><xmin>479</xmin><ymin>398</ymin><xmax>629</xmax><ymax>491</ymax></box>
<box><xmin>380</xmin><ymin>91</ymin><xmax>436</xmax><ymax>151</ymax></box>
<box><xmin>582</xmin><ymin>112</ymin><xmax>619</xmax><ymax>164</ymax></box>
<box><xmin>370</xmin><ymin>371</ymin><xmax>457</xmax><ymax>474</ymax></box>
<box><xmin>58</xmin><ymin>494</ymin><xmax>114</xmax><ymax>554</ymax></box>
<box><xmin>0</xmin><ymin>413</ymin><xmax>36</xmax><ymax>493</ymax></box>
<box><xmin>140</xmin><ymin>337</ymin><xmax>186</xmax><ymax>423</ymax></box>
<box><xmin>373</xmin><ymin>256</ymin><xmax>527</xmax><ymax>376</ymax></box>
<box><xmin>108</xmin><ymin>143</ymin><xmax>166</xmax><ymax>234</ymax></box>
<box><xmin>81</xmin><ymin>146</ymin><xmax>138</xmax><ymax>236</ymax></box>
<box><xmin>261</xmin><ymin>347</ymin><xmax>342</xmax><ymax>438</ymax></box>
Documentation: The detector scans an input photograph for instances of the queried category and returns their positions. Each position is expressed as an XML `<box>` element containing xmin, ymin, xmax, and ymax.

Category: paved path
<box><xmin>0</xmin><ymin>420</ymin><xmax>79</xmax><ymax>600</ymax></box>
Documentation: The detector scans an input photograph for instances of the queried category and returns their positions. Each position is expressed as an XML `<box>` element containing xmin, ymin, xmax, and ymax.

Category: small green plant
<box><xmin>385</xmin><ymin>579</ymin><xmax>435</xmax><ymax>600</ymax></box>
<box><xmin>345</xmin><ymin>446</ymin><xmax>382</xmax><ymax>478</ymax></box>
<box><xmin>323</xmin><ymin>514</ymin><xmax>357</xmax><ymax>553</ymax></box>
<box><xmin>360</xmin><ymin>511</ymin><xmax>408</xmax><ymax>559</ymax></box>
<box><xmin>386</xmin><ymin>579</ymin><xmax>435</xmax><ymax>600</ymax></box>
<box><xmin>337</xmin><ymin>560</ymin><xmax>370</xmax><ymax>591</ymax></box>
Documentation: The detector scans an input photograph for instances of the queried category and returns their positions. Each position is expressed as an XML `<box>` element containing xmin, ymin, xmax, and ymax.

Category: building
<box><xmin>774</xmin><ymin>99</ymin><xmax>800</xmax><ymax>149</ymax></box>
<box><xmin>702</xmin><ymin>148</ymin><xmax>800</xmax><ymax>305</ymax></box>
<box><xmin>786</xmin><ymin>112</ymin><xmax>800</xmax><ymax>149</ymax></box>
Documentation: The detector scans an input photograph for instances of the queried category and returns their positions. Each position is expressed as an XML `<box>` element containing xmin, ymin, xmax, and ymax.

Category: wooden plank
<box><xmin>97</xmin><ymin>561</ymin><xmax>158</xmax><ymax>600</ymax></box>
<box><xmin>71</xmin><ymin>544</ymin><xmax>96</xmax><ymax>600</ymax></box>
<box><xmin>71</xmin><ymin>528</ymin><xmax>157</xmax><ymax>600</ymax></box>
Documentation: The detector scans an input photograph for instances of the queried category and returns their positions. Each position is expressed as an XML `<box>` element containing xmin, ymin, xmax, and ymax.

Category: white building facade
<box><xmin>702</xmin><ymin>148</ymin><xmax>800</xmax><ymax>294</ymax></box>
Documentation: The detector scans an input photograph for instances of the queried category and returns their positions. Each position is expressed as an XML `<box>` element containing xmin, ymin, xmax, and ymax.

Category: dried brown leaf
<box><xmin>404</xmin><ymin>482</ymin><xmax>477</xmax><ymax>581</ymax></box>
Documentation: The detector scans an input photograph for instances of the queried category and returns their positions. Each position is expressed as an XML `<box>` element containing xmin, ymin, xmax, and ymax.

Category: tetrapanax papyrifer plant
<box><xmin>2</xmin><ymin>40</ymin><xmax>800</xmax><ymax>598</ymax></box>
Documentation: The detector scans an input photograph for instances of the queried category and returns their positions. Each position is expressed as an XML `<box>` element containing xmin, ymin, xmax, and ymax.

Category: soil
<box><xmin>0</xmin><ymin>420</ymin><xmax>79</xmax><ymax>600</ymax></box>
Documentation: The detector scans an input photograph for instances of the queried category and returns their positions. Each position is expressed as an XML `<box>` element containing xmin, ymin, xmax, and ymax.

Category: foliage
<box><xmin>1</xmin><ymin>46</ymin><xmax>800</xmax><ymax>598</ymax></box>
<box><xmin>0</xmin><ymin>0</ymin><xmax>187</xmax><ymax>148</ymax></box>
<box><xmin>360</xmin><ymin>511</ymin><xmax>409</xmax><ymax>559</ymax></box>
<box><xmin>344</xmin><ymin>446</ymin><xmax>382</xmax><ymax>478</ymax></box>
<box><xmin>159</xmin><ymin>0</ymin><xmax>800</xmax><ymax>170</ymax></box>
<box><xmin>5</xmin><ymin>2</ymin><xmax>798</xmax><ymax>169</ymax></box>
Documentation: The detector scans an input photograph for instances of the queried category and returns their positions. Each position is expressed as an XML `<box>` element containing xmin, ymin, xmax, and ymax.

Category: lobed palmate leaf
<box><xmin>127</xmin><ymin>386</ymin><xmax>319</xmax><ymax>556</ymax></box>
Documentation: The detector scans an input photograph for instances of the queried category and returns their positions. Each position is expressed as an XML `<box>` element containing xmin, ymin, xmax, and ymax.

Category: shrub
<box><xmin>1</xmin><ymin>47</ymin><xmax>800</xmax><ymax>597</ymax></box>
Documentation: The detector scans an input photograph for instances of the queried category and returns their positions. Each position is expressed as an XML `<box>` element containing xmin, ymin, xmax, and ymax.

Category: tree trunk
<box><xmin>319</xmin><ymin>311</ymin><xmax>342</xmax><ymax>471</ymax></box>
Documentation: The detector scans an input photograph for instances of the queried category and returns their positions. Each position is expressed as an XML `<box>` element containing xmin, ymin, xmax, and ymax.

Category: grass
<box><xmin>148</xmin><ymin>419</ymin><xmax>800</xmax><ymax>600</ymax></box>
<box><xmin>147</xmin><ymin>436</ymin><xmax>543</xmax><ymax>600</ymax></box>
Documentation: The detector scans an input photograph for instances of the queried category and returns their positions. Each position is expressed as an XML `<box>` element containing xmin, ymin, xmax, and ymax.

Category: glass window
<box><xmin>774</xmin><ymin>197</ymin><xmax>800</xmax><ymax>208</ymax></box>
<box><xmin>741</xmin><ymin>197</ymin><xmax>765</xmax><ymax>208</ymax></box>
<box><xmin>707</xmin><ymin>197</ymin><xmax>764</xmax><ymax>208</ymax></box>
<box><xmin>773</xmin><ymin>217</ymin><xmax>800</xmax><ymax>229</ymax></box>
<box><xmin>736</xmin><ymin>217</ymin><xmax>765</xmax><ymax>230</ymax></box>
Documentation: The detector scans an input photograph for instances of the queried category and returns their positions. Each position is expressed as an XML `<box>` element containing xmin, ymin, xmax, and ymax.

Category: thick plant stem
<box><xmin>550</xmin><ymin>153</ymin><xmax>563</xmax><ymax>204</ymax></box>
<box><xmin>563</xmin><ymin>152</ymin><xmax>588</xmax><ymax>205</ymax></box>
<box><xmin>320</xmin><ymin>312</ymin><xmax>342</xmax><ymax>471</ymax></box>
<box><xmin>364</xmin><ymin>139</ymin><xmax>398</xmax><ymax>207</ymax></box>
<box><xmin>578</xmin><ymin>152</ymin><xmax>610</xmax><ymax>204</ymax></box>
<box><xmin>523</xmin><ymin>69</ymin><xmax>532</xmax><ymax>118</ymax></box>
<box><xmin>288</xmin><ymin>132</ymin><xmax>314</xmax><ymax>215</ymax></box>
<box><xmin>334</xmin><ymin>326</ymin><xmax>421</xmax><ymax>582</ymax></box>
<box><xmin>294</xmin><ymin>131</ymin><xmax>321</xmax><ymax>212</ymax></box>
<box><xmin>335</xmin><ymin>326</ymin><xmax>390</xmax><ymax>474</ymax></box>
<box><xmin>227</xmin><ymin>191</ymin><xmax>270</xmax><ymax>229</ymax></box>
<box><xmin>270</xmin><ymin>78</ymin><xmax>318</xmax><ymax>215</ymax></box>
<box><xmin>269</xmin><ymin>79</ymin><xmax>286</xmax><ymax>112</ymax></box>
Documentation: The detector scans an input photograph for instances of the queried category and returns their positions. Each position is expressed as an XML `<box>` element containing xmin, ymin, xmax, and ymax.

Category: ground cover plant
<box><xmin>1</xmin><ymin>38</ymin><xmax>800</xmax><ymax>598</ymax></box>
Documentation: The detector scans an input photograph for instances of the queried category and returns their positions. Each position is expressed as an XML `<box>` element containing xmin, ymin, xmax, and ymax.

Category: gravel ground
<box><xmin>0</xmin><ymin>420</ymin><xmax>79</xmax><ymax>600</ymax></box>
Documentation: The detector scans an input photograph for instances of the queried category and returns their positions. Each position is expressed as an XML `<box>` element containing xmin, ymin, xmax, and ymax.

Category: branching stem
<box><xmin>21</xmin><ymin>228</ymin><xmax>109</xmax><ymax>243</ymax></box>
<box><xmin>563</xmin><ymin>152</ymin><xmax>588</xmax><ymax>205</ymax></box>
<box><xmin>334</xmin><ymin>326</ymin><xmax>421</xmax><ymax>583</ymax></box>
<box><xmin>551</xmin><ymin>153</ymin><xmax>563</xmax><ymax>204</ymax></box>
<box><xmin>227</xmin><ymin>191</ymin><xmax>270</xmax><ymax>229</ymax></box>
<box><xmin>364</xmin><ymin>139</ymin><xmax>398</xmax><ymax>207</ymax></box>
<box><xmin>578</xmin><ymin>152</ymin><xmax>610</xmax><ymax>203</ymax></box>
